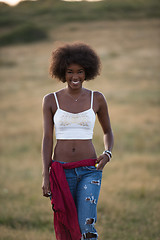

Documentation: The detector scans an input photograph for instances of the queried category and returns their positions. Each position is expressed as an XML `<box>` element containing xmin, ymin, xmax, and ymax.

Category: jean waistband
<box><xmin>51</xmin><ymin>159</ymin><xmax>97</xmax><ymax>169</ymax></box>
<box><xmin>52</xmin><ymin>160</ymin><xmax>66</xmax><ymax>164</ymax></box>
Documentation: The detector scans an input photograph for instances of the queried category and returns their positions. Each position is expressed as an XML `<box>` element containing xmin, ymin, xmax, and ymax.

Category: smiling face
<box><xmin>65</xmin><ymin>63</ymin><xmax>85</xmax><ymax>90</ymax></box>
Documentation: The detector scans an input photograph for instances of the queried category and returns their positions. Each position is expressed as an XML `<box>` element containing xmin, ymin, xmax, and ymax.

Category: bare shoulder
<box><xmin>43</xmin><ymin>93</ymin><xmax>54</xmax><ymax>105</ymax></box>
<box><xmin>93</xmin><ymin>91</ymin><xmax>108</xmax><ymax>114</ymax></box>
<box><xmin>94</xmin><ymin>91</ymin><xmax>107</xmax><ymax>103</ymax></box>
<box><xmin>42</xmin><ymin>93</ymin><xmax>57</xmax><ymax>113</ymax></box>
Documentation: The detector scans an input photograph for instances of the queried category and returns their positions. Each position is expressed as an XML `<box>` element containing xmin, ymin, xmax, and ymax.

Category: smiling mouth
<box><xmin>72</xmin><ymin>80</ymin><xmax>80</xmax><ymax>84</ymax></box>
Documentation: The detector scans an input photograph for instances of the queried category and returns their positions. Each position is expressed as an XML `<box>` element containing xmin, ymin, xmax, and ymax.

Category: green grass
<box><xmin>0</xmin><ymin>0</ymin><xmax>160</xmax><ymax>46</ymax></box>
<box><xmin>0</xmin><ymin>18</ymin><xmax>160</xmax><ymax>240</ymax></box>
<box><xmin>0</xmin><ymin>23</ymin><xmax>48</xmax><ymax>46</ymax></box>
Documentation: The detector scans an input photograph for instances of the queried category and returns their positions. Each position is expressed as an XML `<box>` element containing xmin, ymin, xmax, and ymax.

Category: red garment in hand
<box><xmin>49</xmin><ymin>158</ymin><xmax>96</xmax><ymax>240</ymax></box>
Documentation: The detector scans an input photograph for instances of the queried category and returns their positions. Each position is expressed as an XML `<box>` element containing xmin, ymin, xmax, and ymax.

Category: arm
<box><xmin>41</xmin><ymin>95</ymin><xmax>54</xmax><ymax>197</ymax></box>
<box><xmin>96</xmin><ymin>92</ymin><xmax>114</xmax><ymax>170</ymax></box>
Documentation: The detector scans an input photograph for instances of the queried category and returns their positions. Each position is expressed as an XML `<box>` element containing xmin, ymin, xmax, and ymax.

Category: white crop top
<box><xmin>53</xmin><ymin>91</ymin><xmax>96</xmax><ymax>140</ymax></box>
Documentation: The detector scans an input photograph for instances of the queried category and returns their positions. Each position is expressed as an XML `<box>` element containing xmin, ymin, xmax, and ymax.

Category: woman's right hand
<box><xmin>42</xmin><ymin>175</ymin><xmax>51</xmax><ymax>197</ymax></box>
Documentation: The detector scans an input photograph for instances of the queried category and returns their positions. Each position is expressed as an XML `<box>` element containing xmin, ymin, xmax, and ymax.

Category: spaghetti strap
<box><xmin>54</xmin><ymin>92</ymin><xmax>60</xmax><ymax>109</ymax></box>
<box><xmin>91</xmin><ymin>91</ymin><xmax>94</xmax><ymax>109</ymax></box>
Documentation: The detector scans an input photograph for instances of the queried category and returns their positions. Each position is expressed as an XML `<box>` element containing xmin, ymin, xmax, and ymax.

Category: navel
<box><xmin>72</xmin><ymin>147</ymin><xmax>76</xmax><ymax>152</ymax></box>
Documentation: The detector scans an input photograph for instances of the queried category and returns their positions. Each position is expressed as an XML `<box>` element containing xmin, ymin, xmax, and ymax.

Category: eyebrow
<box><xmin>67</xmin><ymin>68</ymin><xmax>84</xmax><ymax>71</ymax></box>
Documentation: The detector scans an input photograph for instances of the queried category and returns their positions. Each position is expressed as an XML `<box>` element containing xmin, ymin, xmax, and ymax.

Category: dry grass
<box><xmin>0</xmin><ymin>19</ymin><xmax>160</xmax><ymax>240</ymax></box>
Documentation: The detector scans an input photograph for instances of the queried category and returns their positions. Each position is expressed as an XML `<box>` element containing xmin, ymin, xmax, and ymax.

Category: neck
<box><xmin>66</xmin><ymin>87</ymin><xmax>83</xmax><ymax>96</ymax></box>
<box><xmin>65</xmin><ymin>87</ymin><xmax>84</xmax><ymax>102</ymax></box>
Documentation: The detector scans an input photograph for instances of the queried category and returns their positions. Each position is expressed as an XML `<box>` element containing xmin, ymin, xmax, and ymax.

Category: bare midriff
<box><xmin>53</xmin><ymin>140</ymin><xmax>97</xmax><ymax>162</ymax></box>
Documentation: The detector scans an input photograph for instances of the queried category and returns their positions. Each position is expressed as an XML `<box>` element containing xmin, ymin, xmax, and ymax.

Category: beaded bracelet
<box><xmin>103</xmin><ymin>150</ymin><xmax>112</xmax><ymax>162</ymax></box>
<box><xmin>103</xmin><ymin>150</ymin><xmax>112</xmax><ymax>158</ymax></box>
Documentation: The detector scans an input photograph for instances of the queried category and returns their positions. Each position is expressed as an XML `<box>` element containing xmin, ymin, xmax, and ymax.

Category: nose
<box><xmin>72</xmin><ymin>73</ymin><xmax>78</xmax><ymax>80</ymax></box>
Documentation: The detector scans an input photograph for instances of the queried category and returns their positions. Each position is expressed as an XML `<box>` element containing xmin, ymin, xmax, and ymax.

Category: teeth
<box><xmin>72</xmin><ymin>81</ymin><xmax>79</xmax><ymax>84</ymax></box>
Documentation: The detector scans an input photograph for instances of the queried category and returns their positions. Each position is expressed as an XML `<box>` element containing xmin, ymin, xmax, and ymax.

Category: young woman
<box><xmin>42</xmin><ymin>42</ymin><xmax>114</xmax><ymax>240</ymax></box>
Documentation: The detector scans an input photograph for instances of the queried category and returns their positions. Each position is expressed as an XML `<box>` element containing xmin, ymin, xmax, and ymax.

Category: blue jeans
<box><xmin>53</xmin><ymin>161</ymin><xmax>102</xmax><ymax>240</ymax></box>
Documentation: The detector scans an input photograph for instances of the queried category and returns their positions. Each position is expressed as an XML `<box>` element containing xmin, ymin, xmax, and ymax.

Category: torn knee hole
<box><xmin>85</xmin><ymin>196</ymin><xmax>96</xmax><ymax>204</ymax></box>
<box><xmin>86</xmin><ymin>218</ymin><xmax>94</xmax><ymax>224</ymax></box>
<box><xmin>91</xmin><ymin>180</ymin><xmax>100</xmax><ymax>185</ymax></box>
<box><xmin>86</xmin><ymin>197</ymin><xmax>90</xmax><ymax>201</ymax></box>
<box><xmin>83</xmin><ymin>232</ymin><xmax>97</xmax><ymax>239</ymax></box>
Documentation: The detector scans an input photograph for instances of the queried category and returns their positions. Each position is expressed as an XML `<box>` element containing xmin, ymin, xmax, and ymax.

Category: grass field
<box><xmin>0</xmin><ymin>17</ymin><xmax>160</xmax><ymax>240</ymax></box>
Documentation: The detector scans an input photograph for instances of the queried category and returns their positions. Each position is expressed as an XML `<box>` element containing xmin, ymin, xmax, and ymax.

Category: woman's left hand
<box><xmin>96</xmin><ymin>154</ymin><xmax>110</xmax><ymax>171</ymax></box>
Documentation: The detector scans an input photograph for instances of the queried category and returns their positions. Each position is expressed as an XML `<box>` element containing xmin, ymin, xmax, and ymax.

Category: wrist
<box><xmin>103</xmin><ymin>150</ymin><xmax>112</xmax><ymax>162</ymax></box>
<box><xmin>42</xmin><ymin>175</ymin><xmax>50</xmax><ymax>181</ymax></box>
<box><xmin>42</xmin><ymin>170</ymin><xmax>50</xmax><ymax>177</ymax></box>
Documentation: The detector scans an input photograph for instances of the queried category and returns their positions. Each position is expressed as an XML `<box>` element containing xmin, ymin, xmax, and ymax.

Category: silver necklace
<box><xmin>67</xmin><ymin>91</ymin><xmax>83</xmax><ymax>102</ymax></box>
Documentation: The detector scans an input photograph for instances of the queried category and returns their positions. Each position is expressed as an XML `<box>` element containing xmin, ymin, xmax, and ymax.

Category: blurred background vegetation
<box><xmin>0</xmin><ymin>0</ymin><xmax>160</xmax><ymax>46</ymax></box>
<box><xmin>0</xmin><ymin>0</ymin><xmax>160</xmax><ymax>239</ymax></box>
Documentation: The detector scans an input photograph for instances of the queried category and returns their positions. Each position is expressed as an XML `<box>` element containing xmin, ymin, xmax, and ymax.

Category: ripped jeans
<box><xmin>63</xmin><ymin>163</ymin><xmax>102</xmax><ymax>240</ymax></box>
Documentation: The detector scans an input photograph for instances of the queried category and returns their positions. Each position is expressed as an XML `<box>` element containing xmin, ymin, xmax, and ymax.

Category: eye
<box><xmin>78</xmin><ymin>70</ymin><xmax>84</xmax><ymax>74</ymax></box>
<box><xmin>67</xmin><ymin>70</ymin><xmax>72</xmax><ymax>74</ymax></box>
